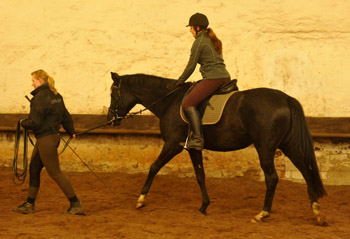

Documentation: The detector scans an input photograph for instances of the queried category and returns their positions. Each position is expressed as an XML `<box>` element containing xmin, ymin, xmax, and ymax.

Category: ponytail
<box><xmin>47</xmin><ymin>76</ymin><xmax>58</xmax><ymax>95</ymax></box>
<box><xmin>31</xmin><ymin>69</ymin><xmax>58</xmax><ymax>95</ymax></box>
<box><xmin>207</xmin><ymin>28</ymin><xmax>222</xmax><ymax>54</ymax></box>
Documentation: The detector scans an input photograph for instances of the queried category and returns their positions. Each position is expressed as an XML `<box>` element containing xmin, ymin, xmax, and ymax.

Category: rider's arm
<box><xmin>178</xmin><ymin>35</ymin><xmax>203</xmax><ymax>83</ymax></box>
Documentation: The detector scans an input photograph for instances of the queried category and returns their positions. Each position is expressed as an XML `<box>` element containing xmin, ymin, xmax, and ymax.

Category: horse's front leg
<box><xmin>188</xmin><ymin>149</ymin><xmax>210</xmax><ymax>215</ymax></box>
<box><xmin>136</xmin><ymin>143</ymin><xmax>183</xmax><ymax>209</ymax></box>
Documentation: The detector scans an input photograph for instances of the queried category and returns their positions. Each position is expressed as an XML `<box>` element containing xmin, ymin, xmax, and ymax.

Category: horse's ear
<box><xmin>111</xmin><ymin>72</ymin><xmax>119</xmax><ymax>82</ymax></box>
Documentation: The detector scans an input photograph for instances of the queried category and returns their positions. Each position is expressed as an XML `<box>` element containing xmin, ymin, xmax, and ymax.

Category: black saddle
<box><xmin>214</xmin><ymin>79</ymin><xmax>239</xmax><ymax>94</ymax></box>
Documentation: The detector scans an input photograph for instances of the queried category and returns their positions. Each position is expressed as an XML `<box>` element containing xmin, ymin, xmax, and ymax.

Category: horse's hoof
<box><xmin>136</xmin><ymin>194</ymin><xmax>146</xmax><ymax>209</ymax></box>
<box><xmin>199</xmin><ymin>202</ymin><xmax>209</xmax><ymax>215</ymax></box>
<box><xmin>316</xmin><ymin>215</ymin><xmax>328</xmax><ymax>227</ymax></box>
<box><xmin>251</xmin><ymin>210</ymin><xmax>270</xmax><ymax>223</ymax></box>
<box><xmin>199</xmin><ymin>208</ymin><xmax>207</xmax><ymax>215</ymax></box>
<box><xmin>312</xmin><ymin>202</ymin><xmax>328</xmax><ymax>226</ymax></box>
<box><xmin>136</xmin><ymin>203</ymin><xmax>145</xmax><ymax>209</ymax></box>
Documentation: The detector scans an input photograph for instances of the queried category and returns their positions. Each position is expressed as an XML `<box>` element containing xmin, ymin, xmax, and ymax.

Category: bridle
<box><xmin>108</xmin><ymin>78</ymin><xmax>123</xmax><ymax>120</ymax></box>
<box><xmin>109</xmin><ymin>79</ymin><xmax>182</xmax><ymax>120</ymax></box>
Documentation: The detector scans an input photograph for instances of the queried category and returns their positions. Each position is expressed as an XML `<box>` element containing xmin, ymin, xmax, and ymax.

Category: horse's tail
<box><xmin>285</xmin><ymin>96</ymin><xmax>326</xmax><ymax>199</ymax></box>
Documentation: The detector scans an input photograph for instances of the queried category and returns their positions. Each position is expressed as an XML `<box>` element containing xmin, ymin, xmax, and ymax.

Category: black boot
<box><xmin>64</xmin><ymin>200</ymin><xmax>85</xmax><ymax>215</ymax></box>
<box><xmin>12</xmin><ymin>201</ymin><xmax>34</xmax><ymax>214</ymax></box>
<box><xmin>184</xmin><ymin>106</ymin><xmax>204</xmax><ymax>150</ymax></box>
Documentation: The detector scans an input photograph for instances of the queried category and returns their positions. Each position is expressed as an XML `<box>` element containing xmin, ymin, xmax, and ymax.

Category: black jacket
<box><xmin>21</xmin><ymin>83</ymin><xmax>75</xmax><ymax>138</ymax></box>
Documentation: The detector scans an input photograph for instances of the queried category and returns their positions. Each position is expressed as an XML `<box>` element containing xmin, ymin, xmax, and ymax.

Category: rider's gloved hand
<box><xmin>167</xmin><ymin>78</ymin><xmax>186</xmax><ymax>91</ymax></box>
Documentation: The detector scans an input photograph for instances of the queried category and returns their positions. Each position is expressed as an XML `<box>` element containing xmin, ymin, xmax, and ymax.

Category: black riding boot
<box><xmin>184</xmin><ymin>106</ymin><xmax>204</xmax><ymax>150</ymax></box>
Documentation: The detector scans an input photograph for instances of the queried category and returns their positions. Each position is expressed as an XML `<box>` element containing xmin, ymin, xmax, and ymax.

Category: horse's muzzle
<box><xmin>107</xmin><ymin>111</ymin><xmax>120</xmax><ymax>126</ymax></box>
<box><xmin>113</xmin><ymin>119</ymin><xmax>121</xmax><ymax>126</ymax></box>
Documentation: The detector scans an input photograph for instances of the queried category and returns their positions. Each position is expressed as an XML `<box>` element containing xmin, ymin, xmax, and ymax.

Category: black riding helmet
<box><xmin>187</xmin><ymin>13</ymin><xmax>209</xmax><ymax>28</ymax></box>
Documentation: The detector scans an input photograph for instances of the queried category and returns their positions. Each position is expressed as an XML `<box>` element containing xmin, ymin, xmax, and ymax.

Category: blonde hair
<box><xmin>31</xmin><ymin>69</ymin><xmax>58</xmax><ymax>95</ymax></box>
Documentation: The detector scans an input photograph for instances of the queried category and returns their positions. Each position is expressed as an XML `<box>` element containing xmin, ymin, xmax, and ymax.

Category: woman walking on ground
<box><xmin>12</xmin><ymin>69</ymin><xmax>84</xmax><ymax>215</ymax></box>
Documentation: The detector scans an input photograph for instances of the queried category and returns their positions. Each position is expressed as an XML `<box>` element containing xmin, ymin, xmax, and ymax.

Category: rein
<box><xmin>129</xmin><ymin>86</ymin><xmax>181</xmax><ymax>117</ymax></box>
<box><xmin>52</xmin><ymin>120</ymin><xmax>114</xmax><ymax>186</ymax></box>
<box><xmin>58</xmin><ymin>118</ymin><xmax>115</xmax><ymax>155</ymax></box>
<box><xmin>109</xmin><ymin>80</ymin><xmax>182</xmax><ymax>120</ymax></box>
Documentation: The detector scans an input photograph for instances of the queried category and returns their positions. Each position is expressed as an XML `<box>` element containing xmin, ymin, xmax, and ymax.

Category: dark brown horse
<box><xmin>107</xmin><ymin>72</ymin><xmax>327</xmax><ymax>226</ymax></box>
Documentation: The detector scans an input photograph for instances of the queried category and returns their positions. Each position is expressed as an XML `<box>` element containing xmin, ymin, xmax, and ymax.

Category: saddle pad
<box><xmin>180</xmin><ymin>91</ymin><xmax>237</xmax><ymax>125</ymax></box>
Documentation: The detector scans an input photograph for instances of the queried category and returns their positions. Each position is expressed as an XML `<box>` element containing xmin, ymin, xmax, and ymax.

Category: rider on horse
<box><xmin>177</xmin><ymin>13</ymin><xmax>231</xmax><ymax>151</ymax></box>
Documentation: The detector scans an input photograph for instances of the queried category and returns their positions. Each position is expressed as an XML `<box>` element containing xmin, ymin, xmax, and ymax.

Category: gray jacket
<box><xmin>179</xmin><ymin>31</ymin><xmax>230</xmax><ymax>82</ymax></box>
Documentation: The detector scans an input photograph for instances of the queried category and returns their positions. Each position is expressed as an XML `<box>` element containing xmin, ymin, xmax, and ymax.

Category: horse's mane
<box><xmin>122</xmin><ymin>74</ymin><xmax>177</xmax><ymax>91</ymax></box>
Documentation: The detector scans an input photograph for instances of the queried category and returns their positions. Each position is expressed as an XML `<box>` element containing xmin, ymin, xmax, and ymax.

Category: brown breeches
<box><xmin>182</xmin><ymin>78</ymin><xmax>230</xmax><ymax>111</ymax></box>
<box><xmin>28</xmin><ymin>134</ymin><xmax>76</xmax><ymax>200</ymax></box>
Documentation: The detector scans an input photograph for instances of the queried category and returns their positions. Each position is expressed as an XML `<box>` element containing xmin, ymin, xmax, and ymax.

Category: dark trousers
<box><xmin>28</xmin><ymin>134</ymin><xmax>76</xmax><ymax>200</ymax></box>
<box><xmin>182</xmin><ymin>78</ymin><xmax>230</xmax><ymax>110</ymax></box>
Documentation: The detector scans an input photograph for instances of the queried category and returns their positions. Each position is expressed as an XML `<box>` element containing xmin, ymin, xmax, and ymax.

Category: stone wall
<box><xmin>2</xmin><ymin>131</ymin><xmax>350</xmax><ymax>185</ymax></box>
<box><xmin>1</xmin><ymin>0</ymin><xmax>350</xmax><ymax>116</ymax></box>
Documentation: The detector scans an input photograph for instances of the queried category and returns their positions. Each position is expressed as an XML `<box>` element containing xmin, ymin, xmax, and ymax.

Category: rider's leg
<box><xmin>184</xmin><ymin>106</ymin><xmax>203</xmax><ymax>150</ymax></box>
<box><xmin>182</xmin><ymin>78</ymin><xmax>230</xmax><ymax>150</ymax></box>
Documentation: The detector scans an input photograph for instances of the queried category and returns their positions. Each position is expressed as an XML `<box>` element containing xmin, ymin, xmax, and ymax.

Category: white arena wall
<box><xmin>1</xmin><ymin>0</ymin><xmax>350</xmax><ymax>116</ymax></box>
<box><xmin>1</xmin><ymin>1</ymin><xmax>350</xmax><ymax>185</ymax></box>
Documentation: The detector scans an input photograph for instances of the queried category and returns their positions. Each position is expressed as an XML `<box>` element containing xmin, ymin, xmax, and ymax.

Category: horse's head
<box><xmin>107</xmin><ymin>72</ymin><xmax>138</xmax><ymax>126</ymax></box>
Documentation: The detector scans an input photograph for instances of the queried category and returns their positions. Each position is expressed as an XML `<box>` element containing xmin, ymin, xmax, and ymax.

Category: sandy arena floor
<box><xmin>1</xmin><ymin>166</ymin><xmax>349</xmax><ymax>239</ymax></box>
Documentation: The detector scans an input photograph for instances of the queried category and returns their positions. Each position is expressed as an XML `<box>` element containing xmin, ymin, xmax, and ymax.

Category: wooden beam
<box><xmin>306</xmin><ymin>117</ymin><xmax>350</xmax><ymax>138</ymax></box>
<box><xmin>1</xmin><ymin>114</ymin><xmax>349</xmax><ymax>138</ymax></box>
<box><xmin>0</xmin><ymin>114</ymin><xmax>160</xmax><ymax>135</ymax></box>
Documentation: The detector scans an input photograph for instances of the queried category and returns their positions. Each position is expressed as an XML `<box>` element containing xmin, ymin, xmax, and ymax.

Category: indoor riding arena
<box><xmin>1</xmin><ymin>1</ymin><xmax>350</xmax><ymax>238</ymax></box>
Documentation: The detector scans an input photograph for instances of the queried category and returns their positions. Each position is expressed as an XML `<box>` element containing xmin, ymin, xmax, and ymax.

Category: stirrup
<box><xmin>187</xmin><ymin>137</ymin><xmax>204</xmax><ymax>151</ymax></box>
<box><xmin>181</xmin><ymin>136</ymin><xmax>203</xmax><ymax>151</ymax></box>
<box><xmin>180</xmin><ymin>137</ymin><xmax>190</xmax><ymax>149</ymax></box>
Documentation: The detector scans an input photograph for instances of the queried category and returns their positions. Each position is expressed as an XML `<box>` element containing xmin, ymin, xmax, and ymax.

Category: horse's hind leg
<box><xmin>188</xmin><ymin>149</ymin><xmax>210</xmax><ymax>214</ymax></box>
<box><xmin>253</xmin><ymin>148</ymin><xmax>279</xmax><ymax>223</ymax></box>
<box><xmin>281</xmin><ymin>147</ymin><xmax>328</xmax><ymax>226</ymax></box>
